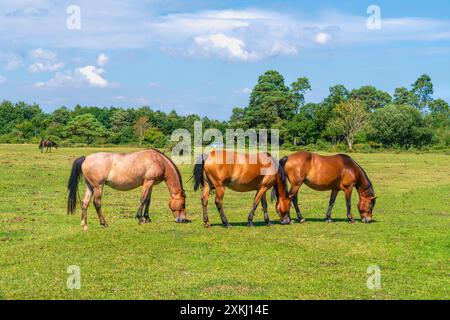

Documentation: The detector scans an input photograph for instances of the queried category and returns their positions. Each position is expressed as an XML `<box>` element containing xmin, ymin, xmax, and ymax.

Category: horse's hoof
<box><xmin>298</xmin><ymin>218</ymin><xmax>306</xmax><ymax>224</ymax></box>
<box><xmin>102</xmin><ymin>223</ymin><xmax>109</xmax><ymax>228</ymax></box>
<box><xmin>348</xmin><ymin>219</ymin><xmax>355</xmax><ymax>224</ymax></box>
<box><xmin>326</xmin><ymin>219</ymin><xmax>332</xmax><ymax>223</ymax></box>
<box><xmin>265</xmin><ymin>222</ymin><xmax>273</xmax><ymax>227</ymax></box>
<box><xmin>204</xmin><ymin>223</ymin><xmax>212</xmax><ymax>228</ymax></box>
<box><xmin>224</xmin><ymin>224</ymin><xmax>232</xmax><ymax>228</ymax></box>
<box><xmin>247</xmin><ymin>222</ymin><xmax>255</xmax><ymax>227</ymax></box>
<box><xmin>144</xmin><ymin>219</ymin><xmax>151</xmax><ymax>223</ymax></box>
<box><xmin>82</xmin><ymin>225</ymin><xmax>88</xmax><ymax>232</ymax></box>
<box><xmin>138</xmin><ymin>220</ymin><xmax>144</xmax><ymax>225</ymax></box>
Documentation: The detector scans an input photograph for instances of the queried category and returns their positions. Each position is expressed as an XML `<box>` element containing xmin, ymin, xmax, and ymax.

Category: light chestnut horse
<box><xmin>67</xmin><ymin>149</ymin><xmax>188</xmax><ymax>231</ymax></box>
<box><xmin>275</xmin><ymin>151</ymin><xmax>376</xmax><ymax>223</ymax></box>
<box><xmin>193</xmin><ymin>149</ymin><xmax>289</xmax><ymax>228</ymax></box>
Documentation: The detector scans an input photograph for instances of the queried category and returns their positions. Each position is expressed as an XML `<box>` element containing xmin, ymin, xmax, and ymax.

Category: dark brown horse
<box><xmin>275</xmin><ymin>151</ymin><xmax>376</xmax><ymax>223</ymax></box>
<box><xmin>67</xmin><ymin>149</ymin><xmax>188</xmax><ymax>231</ymax></box>
<box><xmin>193</xmin><ymin>149</ymin><xmax>288</xmax><ymax>228</ymax></box>
<box><xmin>39</xmin><ymin>139</ymin><xmax>58</xmax><ymax>153</ymax></box>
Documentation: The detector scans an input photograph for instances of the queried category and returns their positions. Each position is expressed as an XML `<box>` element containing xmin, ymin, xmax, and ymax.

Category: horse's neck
<box><xmin>276</xmin><ymin>173</ymin><xmax>289</xmax><ymax>199</ymax></box>
<box><xmin>356</xmin><ymin>169</ymin><xmax>372</xmax><ymax>196</ymax></box>
<box><xmin>162</xmin><ymin>157</ymin><xmax>183</xmax><ymax>196</ymax></box>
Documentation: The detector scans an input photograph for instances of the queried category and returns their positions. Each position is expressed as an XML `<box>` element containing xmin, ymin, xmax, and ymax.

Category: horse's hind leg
<box><xmin>201</xmin><ymin>183</ymin><xmax>211</xmax><ymax>228</ymax></box>
<box><xmin>214</xmin><ymin>186</ymin><xmax>231</xmax><ymax>228</ymax></box>
<box><xmin>81</xmin><ymin>188</ymin><xmax>93</xmax><ymax>231</ymax></box>
<box><xmin>290</xmin><ymin>184</ymin><xmax>305</xmax><ymax>223</ymax></box>
<box><xmin>93</xmin><ymin>185</ymin><xmax>108</xmax><ymax>227</ymax></box>
<box><xmin>247</xmin><ymin>187</ymin><xmax>267</xmax><ymax>227</ymax></box>
<box><xmin>137</xmin><ymin>180</ymin><xmax>154</xmax><ymax>225</ymax></box>
<box><xmin>326</xmin><ymin>190</ymin><xmax>338</xmax><ymax>223</ymax></box>
<box><xmin>143</xmin><ymin>189</ymin><xmax>152</xmax><ymax>223</ymax></box>
<box><xmin>260</xmin><ymin>193</ymin><xmax>272</xmax><ymax>226</ymax></box>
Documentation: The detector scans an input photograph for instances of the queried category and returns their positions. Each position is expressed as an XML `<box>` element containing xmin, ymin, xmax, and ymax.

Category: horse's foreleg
<box><xmin>81</xmin><ymin>188</ymin><xmax>93</xmax><ymax>231</ymax></box>
<box><xmin>137</xmin><ymin>180</ymin><xmax>153</xmax><ymax>225</ymax></box>
<box><xmin>214</xmin><ymin>186</ymin><xmax>231</xmax><ymax>228</ymax></box>
<box><xmin>326</xmin><ymin>190</ymin><xmax>339</xmax><ymax>223</ymax></box>
<box><xmin>290</xmin><ymin>184</ymin><xmax>305</xmax><ymax>223</ymax></box>
<box><xmin>143</xmin><ymin>188</ymin><xmax>152</xmax><ymax>223</ymax></box>
<box><xmin>344</xmin><ymin>187</ymin><xmax>355</xmax><ymax>223</ymax></box>
<box><xmin>247</xmin><ymin>187</ymin><xmax>267</xmax><ymax>227</ymax></box>
<box><xmin>93</xmin><ymin>185</ymin><xmax>108</xmax><ymax>227</ymax></box>
<box><xmin>260</xmin><ymin>193</ymin><xmax>271</xmax><ymax>226</ymax></box>
<box><xmin>201</xmin><ymin>183</ymin><xmax>211</xmax><ymax>228</ymax></box>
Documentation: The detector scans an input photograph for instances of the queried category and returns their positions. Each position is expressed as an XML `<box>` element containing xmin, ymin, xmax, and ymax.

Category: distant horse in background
<box><xmin>67</xmin><ymin>149</ymin><xmax>189</xmax><ymax>231</ymax></box>
<box><xmin>39</xmin><ymin>139</ymin><xmax>58</xmax><ymax>153</ymax></box>
<box><xmin>193</xmin><ymin>149</ymin><xmax>290</xmax><ymax>228</ymax></box>
<box><xmin>276</xmin><ymin>151</ymin><xmax>376</xmax><ymax>223</ymax></box>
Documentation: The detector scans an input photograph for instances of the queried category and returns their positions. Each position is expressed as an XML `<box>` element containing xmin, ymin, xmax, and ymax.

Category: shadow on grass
<box><xmin>210</xmin><ymin>217</ymin><xmax>376</xmax><ymax>227</ymax></box>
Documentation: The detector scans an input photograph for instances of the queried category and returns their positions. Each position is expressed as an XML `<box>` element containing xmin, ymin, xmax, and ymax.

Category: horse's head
<box><xmin>272</xmin><ymin>186</ymin><xmax>291</xmax><ymax>225</ymax></box>
<box><xmin>358</xmin><ymin>194</ymin><xmax>376</xmax><ymax>223</ymax></box>
<box><xmin>169</xmin><ymin>191</ymin><xmax>189</xmax><ymax>223</ymax></box>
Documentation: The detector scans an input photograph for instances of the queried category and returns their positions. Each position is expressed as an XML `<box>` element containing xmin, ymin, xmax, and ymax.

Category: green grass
<box><xmin>0</xmin><ymin>144</ymin><xmax>449</xmax><ymax>299</ymax></box>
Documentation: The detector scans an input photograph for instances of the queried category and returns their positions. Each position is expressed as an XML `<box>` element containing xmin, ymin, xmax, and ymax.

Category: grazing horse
<box><xmin>276</xmin><ymin>151</ymin><xmax>376</xmax><ymax>223</ymax></box>
<box><xmin>67</xmin><ymin>149</ymin><xmax>188</xmax><ymax>231</ymax></box>
<box><xmin>39</xmin><ymin>139</ymin><xmax>58</xmax><ymax>153</ymax></box>
<box><xmin>193</xmin><ymin>149</ymin><xmax>289</xmax><ymax>228</ymax></box>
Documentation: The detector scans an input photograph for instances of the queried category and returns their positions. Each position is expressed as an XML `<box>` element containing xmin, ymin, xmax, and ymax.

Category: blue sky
<box><xmin>1</xmin><ymin>0</ymin><xmax>450</xmax><ymax>120</ymax></box>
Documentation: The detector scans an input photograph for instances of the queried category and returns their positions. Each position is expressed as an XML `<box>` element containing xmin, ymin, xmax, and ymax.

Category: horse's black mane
<box><xmin>149</xmin><ymin>148</ymin><xmax>185</xmax><ymax>195</ymax></box>
<box><xmin>339</xmin><ymin>154</ymin><xmax>374</xmax><ymax>195</ymax></box>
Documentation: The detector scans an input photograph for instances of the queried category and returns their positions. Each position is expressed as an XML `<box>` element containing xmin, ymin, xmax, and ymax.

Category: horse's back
<box><xmin>204</xmin><ymin>150</ymin><xmax>277</xmax><ymax>191</ymax></box>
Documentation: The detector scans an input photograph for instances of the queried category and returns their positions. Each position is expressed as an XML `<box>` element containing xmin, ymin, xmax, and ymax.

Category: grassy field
<box><xmin>0</xmin><ymin>144</ymin><xmax>449</xmax><ymax>299</ymax></box>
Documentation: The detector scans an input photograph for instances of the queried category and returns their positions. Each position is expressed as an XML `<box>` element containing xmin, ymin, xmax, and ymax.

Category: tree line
<box><xmin>0</xmin><ymin>70</ymin><xmax>448</xmax><ymax>151</ymax></box>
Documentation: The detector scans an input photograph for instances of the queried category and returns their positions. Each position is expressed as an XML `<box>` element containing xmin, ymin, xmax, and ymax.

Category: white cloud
<box><xmin>315</xmin><ymin>32</ymin><xmax>331</xmax><ymax>45</ymax></box>
<box><xmin>0</xmin><ymin>75</ymin><xmax>7</xmax><ymax>84</ymax></box>
<box><xmin>77</xmin><ymin>65</ymin><xmax>109</xmax><ymax>88</ymax></box>
<box><xmin>28</xmin><ymin>48</ymin><xmax>64</xmax><ymax>72</ymax></box>
<box><xmin>34</xmin><ymin>65</ymin><xmax>114</xmax><ymax>88</ymax></box>
<box><xmin>193</xmin><ymin>33</ymin><xmax>255</xmax><ymax>61</ymax></box>
<box><xmin>1</xmin><ymin>3</ymin><xmax>450</xmax><ymax>62</ymax></box>
<box><xmin>97</xmin><ymin>53</ymin><xmax>109</xmax><ymax>67</ymax></box>
<box><xmin>29</xmin><ymin>61</ymin><xmax>64</xmax><ymax>72</ymax></box>
<box><xmin>1</xmin><ymin>53</ymin><xmax>23</xmax><ymax>70</ymax></box>
<box><xmin>30</xmin><ymin>48</ymin><xmax>57</xmax><ymax>60</ymax></box>
<box><xmin>148</xmin><ymin>81</ymin><xmax>161</xmax><ymax>88</ymax></box>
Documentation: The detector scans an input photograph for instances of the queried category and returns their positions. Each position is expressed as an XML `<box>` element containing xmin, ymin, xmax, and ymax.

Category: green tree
<box><xmin>247</xmin><ymin>70</ymin><xmax>295</xmax><ymax>127</ymax></box>
<box><xmin>326</xmin><ymin>99</ymin><xmax>370</xmax><ymax>150</ymax></box>
<box><xmin>411</xmin><ymin>74</ymin><xmax>433</xmax><ymax>110</ymax></box>
<box><xmin>368</xmin><ymin>104</ymin><xmax>433</xmax><ymax>148</ymax></box>
<box><xmin>291</xmin><ymin>77</ymin><xmax>311</xmax><ymax>113</ymax></box>
<box><xmin>144</xmin><ymin>127</ymin><xmax>167</xmax><ymax>148</ymax></box>
<box><xmin>393</xmin><ymin>87</ymin><xmax>418</xmax><ymax>106</ymax></box>
<box><xmin>349</xmin><ymin>86</ymin><xmax>391</xmax><ymax>111</ymax></box>
<box><xmin>64</xmin><ymin>113</ymin><xmax>107</xmax><ymax>144</ymax></box>
<box><xmin>134</xmin><ymin>116</ymin><xmax>149</xmax><ymax>147</ymax></box>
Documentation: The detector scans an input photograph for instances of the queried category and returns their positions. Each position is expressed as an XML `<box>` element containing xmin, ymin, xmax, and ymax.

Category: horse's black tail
<box><xmin>279</xmin><ymin>156</ymin><xmax>289</xmax><ymax>197</ymax></box>
<box><xmin>193</xmin><ymin>154</ymin><xmax>208</xmax><ymax>191</ymax></box>
<box><xmin>67</xmin><ymin>156</ymin><xmax>85</xmax><ymax>214</ymax></box>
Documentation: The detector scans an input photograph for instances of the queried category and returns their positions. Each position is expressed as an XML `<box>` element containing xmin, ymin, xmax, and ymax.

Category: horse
<box><xmin>67</xmin><ymin>149</ymin><xmax>189</xmax><ymax>231</ymax></box>
<box><xmin>193</xmin><ymin>149</ymin><xmax>289</xmax><ymax>228</ymax></box>
<box><xmin>39</xmin><ymin>139</ymin><xmax>58</xmax><ymax>153</ymax></box>
<box><xmin>275</xmin><ymin>151</ymin><xmax>376</xmax><ymax>223</ymax></box>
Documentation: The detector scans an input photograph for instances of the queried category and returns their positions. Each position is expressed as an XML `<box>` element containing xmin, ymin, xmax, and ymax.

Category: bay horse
<box><xmin>39</xmin><ymin>139</ymin><xmax>58</xmax><ymax>153</ymax></box>
<box><xmin>67</xmin><ymin>149</ymin><xmax>188</xmax><ymax>231</ymax></box>
<box><xmin>193</xmin><ymin>149</ymin><xmax>289</xmax><ymax>228</ymax></box>
<box><xmin>275</xmin><ymin>151</ymin><xmax>376</xmax><ymax>223</ymax></box>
